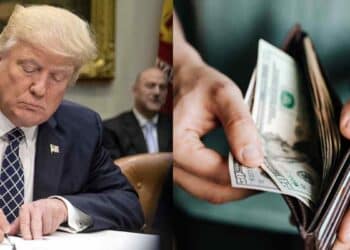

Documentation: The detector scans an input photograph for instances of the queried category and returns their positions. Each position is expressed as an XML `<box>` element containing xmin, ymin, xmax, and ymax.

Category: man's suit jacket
<box><xmin>33</xmin><ymin>101</ymin><xmax>144</xmax><ymax>232</ymax></box>
<box><xmin>102</xmin><ymin>111</ymin><xmax>172</xmax><ymax>159</ymax></box>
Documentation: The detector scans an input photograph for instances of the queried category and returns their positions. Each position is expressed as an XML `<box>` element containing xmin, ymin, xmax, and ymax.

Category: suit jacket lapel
<box><xmin>33</xmin><ymin>116</ymin><xmax>66</xmax><ymax>200</ymax></box>
<box><xmin>125</xmin><ymin>112</ymin><xmax>148</xmax><ymax>153</ymax></box>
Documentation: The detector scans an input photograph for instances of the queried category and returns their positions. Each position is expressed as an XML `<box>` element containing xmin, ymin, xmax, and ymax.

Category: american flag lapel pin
<box><xmin>50</xmin><ymin>144</ymin><xmax>60</xmax><ymax>154</ymax></box>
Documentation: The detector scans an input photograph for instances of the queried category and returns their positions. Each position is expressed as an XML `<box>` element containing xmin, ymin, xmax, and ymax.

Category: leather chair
<box><xmin>114</xmin><ymin>152</ymin><xmax>172</xmax><ymax>232</ymax></box>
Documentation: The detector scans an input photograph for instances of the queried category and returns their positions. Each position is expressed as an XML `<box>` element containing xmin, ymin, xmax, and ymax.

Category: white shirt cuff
<box><xmin>50</xmin><ymin>196</ymin><xmax>92</xmax><ymax>233</ymax></box>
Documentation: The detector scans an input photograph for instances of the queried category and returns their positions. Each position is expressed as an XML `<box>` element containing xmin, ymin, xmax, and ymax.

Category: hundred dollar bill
<box><xmin>229</xmin><ymin>39</ymin><xmax>320</xmax><ymax>207</ymax></box>
<box><xmin>262</xmin><ymin>157</ymin><xmax>319</xmax><ymax>203</ymax></box>
<box><xmin>260</xmin><ymin>134</ymin><xmax>320</xmax><ymax>202</ymax></box>
<box><xmin>229</xmin><ymin>154</ymin><xmax>312</xmax><ymax>207</ymax></box>
<box><xmin>253</xmin><ymin>40</ymin><xmax>320</xmax><ymax>203</ymax></box>
<box><xmin>229</xmin><ymin>153</ymin><xmax>281</xmax><ymax>193</ymax></box>
<box><xmin>253</xmin><ymin>39</ymin><xmax>315</xmax><ymax>149</ymax></box>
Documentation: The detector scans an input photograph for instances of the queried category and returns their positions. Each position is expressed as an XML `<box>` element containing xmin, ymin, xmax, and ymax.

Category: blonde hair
<box><xmin>0</xmin><ymin>4</ymin><xmax>97</xmax><ymax>74</ymax></box>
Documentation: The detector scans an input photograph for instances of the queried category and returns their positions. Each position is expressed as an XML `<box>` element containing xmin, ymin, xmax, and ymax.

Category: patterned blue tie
<box><xmin>0</xmin><ymin>127</ymin><xmax>24</xmax><ymax>223</ymax></box>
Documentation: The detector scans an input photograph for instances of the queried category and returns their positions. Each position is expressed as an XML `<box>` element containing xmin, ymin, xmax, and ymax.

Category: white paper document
<box><xmin>0</xmin><ymin>230</ymin><xmax>159</xmax><ymax>250</ymax></box>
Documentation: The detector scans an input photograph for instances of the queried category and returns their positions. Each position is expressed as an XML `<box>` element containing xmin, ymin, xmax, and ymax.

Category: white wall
<box><xmin>64</xmin><ymin>0</ymin><xmax>163</xmax><ymax>120</ymax></box>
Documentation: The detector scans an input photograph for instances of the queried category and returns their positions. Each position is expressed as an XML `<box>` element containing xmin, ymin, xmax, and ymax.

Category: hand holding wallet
<box><xmin>229</xmin><ymin>25</ymin><xmax>350</xmax><ymax>250</ymax></box>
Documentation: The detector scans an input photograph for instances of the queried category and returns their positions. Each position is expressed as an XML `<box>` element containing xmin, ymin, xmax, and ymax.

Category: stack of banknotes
<box><xmin>229</xmin><ymin>39</ymin><xmax>341</xmax><ymax>208</ymax></box>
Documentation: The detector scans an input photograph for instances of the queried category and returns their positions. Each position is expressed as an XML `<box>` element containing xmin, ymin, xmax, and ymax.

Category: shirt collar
<box><xmin>132</xmin><ymin>108</ymin><xmax>158</xmax><ymax>127</ymax></box>
<box><xmin>0</xmin><ymin>111</ymin><xmax>38</xmax><ymax>145</ymax></box>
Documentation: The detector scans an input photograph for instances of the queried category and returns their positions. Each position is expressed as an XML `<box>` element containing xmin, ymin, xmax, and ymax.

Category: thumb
<box><xmin>8</xmin><ymin>218</ymin><xmax>19</xmax><ymax>235</ymax></box>
<box><xmin>213</xmin><ymin>80</ymin><xmax>263</xmax><ymax>167</ymax></box>
<box><xmin>340</xmin><ymin>101</ymin><xmax>350</xmax><ymax>139</ymax></box>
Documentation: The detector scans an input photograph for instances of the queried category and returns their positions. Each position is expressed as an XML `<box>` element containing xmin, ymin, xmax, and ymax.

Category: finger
<box><xmin>52</xmin><ymin>217</ymin><xmax>62</xmax><ymax>234</ymax></box>
<box><xmin>0</xmin><ymin>210</ymin><xmax>10</xmax><ymax>233</ymax></box>
<box><xmin>174</xmin><ymin>129</ymin><xmax>231</xmax><ymax>184</ymax></box>
<box><xmin>8</xmin><ymin>218</ymin><xmax>19</xmax><ymax>235</ymax></box>
<box><xmin>30</xmin><ymin>205</ymin><xmax>43</xmax><ymax>239</ymax></box>
<box><xmin>42</xmin><ymin>210</ymin><xmax>52</xmax><ymax>235</ymax></box>
<box><xmin>0</xmin><ymin>211</ymin><xmax>6</xmax><ymax>243</ymax></box>
<box><xmin>337</xmin><ymin>209</ymin><xmax>350</xmax><ymax>244</ymax></box>
<box><xmin>174</xmin><ymin>165</ymin><xmax>255</xmax><ymax>203</ymax></box>
<box><xmin>340</xmin><ymin>101</ymin><xmax>350</xmax><ymax>139</ymax></box>
<box><xmin>19</xmin><ymin>205</ymin><xmax>32</xmax><ymax>240</ymax></box>
<box><xmin>0</xmin><ymin>210</ymin><xmax>8</xmax><ymax>243</ymax></box>
<box><xmin>211</xmin><ymin>80</ymin><xmax>263</xmax><ymax>167</ymax></box>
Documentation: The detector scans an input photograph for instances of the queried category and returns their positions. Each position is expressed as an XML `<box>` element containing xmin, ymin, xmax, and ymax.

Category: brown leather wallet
<box><xmin>277</xmin><ymin>25</ymin><xmax>350</xmax><ymax>250</ymax></box>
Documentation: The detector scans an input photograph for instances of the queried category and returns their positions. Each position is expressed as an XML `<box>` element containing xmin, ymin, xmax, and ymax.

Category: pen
<box><xmin>4</xmin><ymin>233</ymin><xmax>16</xmax><ymax>250</ymax></box>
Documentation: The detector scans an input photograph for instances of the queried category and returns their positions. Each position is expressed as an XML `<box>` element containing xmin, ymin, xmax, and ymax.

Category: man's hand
<box><xmin>173</xmin><ymin>12</ymin><xmax>263</xmax><ymax>204</ymax></box>
<box><xmin>174</xmin><ymin>63</ymin><xmax>263</xmax><ymax>204</ymax></box>
<box><xmin>0</xmin><ymin>210</ymin><xmax>10</xmax><ymax>242</ymax></box>
<box><xmin>9</xmin><ymin>198</ymin><xmax>68</xmax><ymax>240</ymax></box>
<box><xmin>333</xmin><ymin>101</ymin><xmax>350</xmax><ymax>249</ymax></box>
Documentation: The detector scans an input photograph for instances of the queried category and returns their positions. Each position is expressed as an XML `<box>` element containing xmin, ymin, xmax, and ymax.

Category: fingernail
<box><xmin>241</xmin><ymin>144</ymin><xmax>263</xmax><ymax>166</ymax></box>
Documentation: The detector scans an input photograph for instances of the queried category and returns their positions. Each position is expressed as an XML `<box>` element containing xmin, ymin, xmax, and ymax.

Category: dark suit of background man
<box><xmin>0</xmin><ymin>4</ymin><xmax>143</xmax><ymax>242</ymax></box>
<box><xmin>103</xmin><ymin>67</ymin><xmax>172</xmax><ymax>159</ymax></box>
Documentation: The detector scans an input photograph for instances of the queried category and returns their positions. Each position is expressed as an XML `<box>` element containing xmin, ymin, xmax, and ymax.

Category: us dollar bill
<box><xmin>229</xmin><ymin>153</ymin><xmax>281</xmax><ymax>193</ymax></box>
<box><xmin>229</xmin><ymin>39</ymin><xmax>320</xmax><ymax>207</ymax></box>
<box><xmin>228</xmin><ymin>153</ymin><xmax>313</xmax><ymax>207</ymax></box>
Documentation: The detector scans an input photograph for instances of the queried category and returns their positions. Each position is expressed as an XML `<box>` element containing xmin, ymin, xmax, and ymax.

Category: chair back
<box><xmin>114</xmin><ymin>152</ymin><xmax>172</xmax><ymax>232</ymax></box>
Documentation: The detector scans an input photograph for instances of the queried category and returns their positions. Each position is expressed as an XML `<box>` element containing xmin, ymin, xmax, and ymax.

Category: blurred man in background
<box><xmin>103</xmin><ymin>67</ymin><xmax>172</xmax><ymax>159</ymax></box>
<box><xmin>103</xmin><ymin>67</ymin><xmax>173</xmax><ymax>250</ymax></box>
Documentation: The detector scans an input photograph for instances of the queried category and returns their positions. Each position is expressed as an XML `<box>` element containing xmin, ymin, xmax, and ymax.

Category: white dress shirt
<box><xmin>0</xmin><ymin>112</ymin><xmax>90</xmax><ymax>232</ymax></box>
<box><xmin>133</xmin><ymin>108</ymin><xmax>159</xmax><ymax>153</ymax></box>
